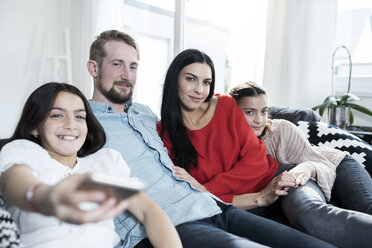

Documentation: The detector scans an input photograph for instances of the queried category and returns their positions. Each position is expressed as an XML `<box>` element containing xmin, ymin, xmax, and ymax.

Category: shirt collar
<box><xmin>89</xmin><ymin>98</ymin><xmax>133</xmax><ymax>113</ymax></box>
<box><xmin>124</xmin><ymin>98</ymin><xmax>133</xmax><ymax>112</ymax></box>
<box><xmin>89</xmin><ymin>100</ymin><xmax>115</xmax><ymax>113</ymax></box>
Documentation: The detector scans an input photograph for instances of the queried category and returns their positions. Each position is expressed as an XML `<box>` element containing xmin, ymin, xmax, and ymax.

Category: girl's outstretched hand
<box><xmin>0</xmin><ymin>165</ymin><xmax>129</xmax><ymax>225</ymax></box>
<box><xmin>46</xmin><ymin>173</ymin><xmax>129</xmax><ymax>224</ymax></box>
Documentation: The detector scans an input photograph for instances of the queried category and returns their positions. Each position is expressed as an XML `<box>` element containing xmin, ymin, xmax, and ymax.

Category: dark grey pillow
<box><xmin>269</xmin><ymin>106</ymin><xmax>321</xmax><ymax>123</ymax></box>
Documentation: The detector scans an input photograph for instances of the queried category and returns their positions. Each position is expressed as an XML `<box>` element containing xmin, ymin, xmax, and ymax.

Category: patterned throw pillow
<box><xmin>0</xmin><ymin>195</ymin><xmax>22</xmax><ymax>248</ymax></box>
<box><xmin>295</xmin><ymin>121</ymin><xmax>372</xmax><ymax>177</ymax></box>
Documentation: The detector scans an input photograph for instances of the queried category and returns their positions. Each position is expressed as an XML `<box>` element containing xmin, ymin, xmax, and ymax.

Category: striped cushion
<box><xmin>0</xmin><ymin>195</ymin><xmax>22</xmax><ymax>248</ymax></box>
<box><xmin>296</xmin><ymin>121</ymin><xmax>372</xmax><ymax>177</ymax></box>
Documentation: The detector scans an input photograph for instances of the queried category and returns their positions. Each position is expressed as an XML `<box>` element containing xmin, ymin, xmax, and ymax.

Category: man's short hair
<box><xmin>89</xmin><ymin>30</ymin><xmax>140</xmax><ymax>66</ymax></box>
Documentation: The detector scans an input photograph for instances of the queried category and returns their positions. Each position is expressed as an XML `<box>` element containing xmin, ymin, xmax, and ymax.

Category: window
<box><xmin>123</xmin><ymin>0</ymin><xmax>267</xmax><ymax>116</ymax></box>
<box><xmin>334</xmin><ymin>0</ymin><xmax>372</xmax><ymax>126</ymax></box>
<box><xmin>123</xmin><ymin>0</ymin><xmax>174</xmax><ymax>115</ymax></box>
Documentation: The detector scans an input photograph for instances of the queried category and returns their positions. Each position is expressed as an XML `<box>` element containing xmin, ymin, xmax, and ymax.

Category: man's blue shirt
<box><xmin>89</xmin><ymin>101</ymin><xmax>222</xmax><ymax>248</ymax></box>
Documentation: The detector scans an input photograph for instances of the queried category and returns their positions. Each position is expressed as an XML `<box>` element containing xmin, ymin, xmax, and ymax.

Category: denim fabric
<box><xmin>281</xmin><ymin>156</ymin><xmax>372</xmax><ymax>248</ymax></box>
<box><xmin>90</xmin><ymin>101</ymin><xmax>222</xmax><ymax>248</ymax></box>
<box><xmin>175</xmin><ymin>205</ymin><xmax>335</xmax><ymax>248</ymax></box>
<box><xmin>332</xmin><ymin>155</ymin><xmax>372</xmax><ymax>214</ymax></box>
<box><xmin>136</xmin><ymin>205</ymin><xmax>335</xmax><ymax>248</ymax></box>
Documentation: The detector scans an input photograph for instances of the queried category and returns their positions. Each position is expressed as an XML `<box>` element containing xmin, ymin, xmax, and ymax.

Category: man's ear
<box><xmin>87</xmin><ymin>60</ymin><xmax>98</xmax><ymax>78</ymax></box>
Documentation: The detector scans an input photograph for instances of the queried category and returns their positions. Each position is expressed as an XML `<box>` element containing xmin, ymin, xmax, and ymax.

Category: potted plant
<box><xmin>312</xmin><ymin>93</ymin><xmax>372</xmax><ymax>129</ymax></box>
<box><xmin>312</xmin><ymin>45</ymin><xmax>372</xmax><ymax>129</ymax></box>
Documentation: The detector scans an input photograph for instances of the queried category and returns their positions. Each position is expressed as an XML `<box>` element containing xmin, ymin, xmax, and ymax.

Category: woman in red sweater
<box><xmin>157</xmin><ymin>49</ymin><xmax>312</xmax><ymax>210</ymax></box>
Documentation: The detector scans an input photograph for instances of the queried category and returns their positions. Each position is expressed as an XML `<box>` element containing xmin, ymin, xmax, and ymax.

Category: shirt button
<box><xmin>108</xmin><ymin>106</ymin><xmax>112</xmax><ymax>111</ymax></box>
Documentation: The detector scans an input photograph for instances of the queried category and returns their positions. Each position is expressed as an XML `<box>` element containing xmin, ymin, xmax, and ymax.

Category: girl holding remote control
<box><xmin>0</xmin><ymin>82</ymin><xmax>181</xmax><ymax>248</ymax></box>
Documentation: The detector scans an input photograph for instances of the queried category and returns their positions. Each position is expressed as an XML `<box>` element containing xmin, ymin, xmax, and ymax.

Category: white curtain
<box><xmin>0</xmin><ymin>0</ymin><xmax>124</xmax><ymax>138</ymax></box>
<box><xmin>263</xmin><ymin>0</ymin><xmax>338</xmax><ymax>109</ymax></box>
<box><xmin>0</xmin><ymin>0</ymin><xmax>71</xmax><ymax>137</ymax></box>
<box><xmin>70</xmin><ymin>0</ymin><xmax>123</xmax><ymax>98</ymax></box>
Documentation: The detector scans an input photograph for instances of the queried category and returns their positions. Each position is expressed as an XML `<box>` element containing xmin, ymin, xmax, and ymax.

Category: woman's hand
<box><xmin>289</xmin><ymin>162</ymin><xmax>316</xmax><ymax>186</ymax></box>
<box><xmin>173</xmin><ymin>166</ymin><xmax>209</xmax><ymax>192</ymax></box>
<box><xmin>233</xmin><ymin>171</ymin><xmax>296</xmax><ymax>210</ymax></box>
<box><xmin>257</xmin><ymin>171</ymin><xmax>296</xmax><ymax>206</ymax></box>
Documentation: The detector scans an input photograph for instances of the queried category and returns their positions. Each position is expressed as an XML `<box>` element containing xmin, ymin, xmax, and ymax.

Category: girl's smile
<box><xmin>36</xmin><ymin>91</ymin><xmax>88</xmax><ymax>167</ymax></box>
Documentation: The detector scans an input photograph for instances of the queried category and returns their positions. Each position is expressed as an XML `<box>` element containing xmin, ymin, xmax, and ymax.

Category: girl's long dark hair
<box><xmin>0</xmin><ymin>82</ymin><xmax>106</xmax><ymax>157</ymax></box>
<box><xmin>160</xmin><ymin>49</ymin><xmax>215</xmax><ymax>170</ymax></box>
<box><xmin>229</xmin><ymin>81</ymin><xmax>266</xmax><ymax>103</ymax></box>
<box><xmin>229</xmin><ymin>81</ymin><xmax>268</xmax><ymax>139</ymax></box>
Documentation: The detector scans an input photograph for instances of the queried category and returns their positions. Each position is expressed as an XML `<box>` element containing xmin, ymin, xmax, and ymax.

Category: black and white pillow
<box><xmin>295</xmin><ymin>121</ymin><xmax>372</xmax><ymax>177</ymax></box>
<box><xmin>0</xmin><ymin>195</ymin><xmax>22</xmax><ymax>248</ymax></box>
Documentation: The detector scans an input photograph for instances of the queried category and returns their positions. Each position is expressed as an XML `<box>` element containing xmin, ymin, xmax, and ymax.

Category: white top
<box><xmin>0</xmin><ymin>139</ymin><xmax>132</xmax><ymax>248</ymax></box>
<box><xmin>262</xmin><ymin>119</ymin><xmax>346</xmax><ymax>201</ymax></box>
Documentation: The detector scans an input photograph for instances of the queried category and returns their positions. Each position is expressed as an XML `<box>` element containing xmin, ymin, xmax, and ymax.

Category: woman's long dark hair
<box><xmin>0</xmin><ymin>82</ymin><xmax>106</xmax><ymax>157</ymax></box>
<box><xmin>160</xmin><ymin>49</ymin><xmax>215</xmax><ymax>171</ymax></box>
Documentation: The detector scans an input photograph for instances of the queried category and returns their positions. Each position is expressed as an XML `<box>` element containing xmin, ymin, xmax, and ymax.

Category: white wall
<box><xmin>0</xmin><ymin>0</ymin><xmax>74</xmax><ymax>138</ymax></box>
<box><xmin>0</xmin><ymin>0</ymin><xmax>122</xmax><ymax>138</ymax></box>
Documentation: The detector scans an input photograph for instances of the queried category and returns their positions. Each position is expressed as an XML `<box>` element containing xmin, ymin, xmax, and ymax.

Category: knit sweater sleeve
<box><xmin>263</xmin><ymin>119</ymin><xmax>340</xmax><ymax>200</ymax></box>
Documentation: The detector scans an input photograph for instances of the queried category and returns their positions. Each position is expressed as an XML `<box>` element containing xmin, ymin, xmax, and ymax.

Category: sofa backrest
<box><xmin>269</xmin><ymin>106</ymin><xmax>321</xmax><ymax>123</ymax></box>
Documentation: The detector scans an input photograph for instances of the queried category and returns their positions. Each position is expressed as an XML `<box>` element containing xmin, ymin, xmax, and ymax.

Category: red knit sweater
<box><xmin>158</xmin><ymin>94</ymin><xmax>278</xmax><ymax>203</ymax></box>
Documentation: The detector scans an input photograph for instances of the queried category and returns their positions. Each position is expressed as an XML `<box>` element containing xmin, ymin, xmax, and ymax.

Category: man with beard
<box><xmin>86</xmin><ymin>30</ymin><xmax>335</xmax><ymax>248</ymax></box>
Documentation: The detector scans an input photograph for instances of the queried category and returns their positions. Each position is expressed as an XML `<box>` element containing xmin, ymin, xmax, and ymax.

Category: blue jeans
<box><xmin>332</xmin><ymin>155</ymin><xmax>372</xmax><ymax>214</ymax></box>
<box><xmin>281</xmin><ymin>156</ymin><xmax>372</xmax><ymax>248</ymax></box>
<box><xmin>135</xmin><ymin>203</ymin><xmax>334</xmax><ymax>248</ymax></box>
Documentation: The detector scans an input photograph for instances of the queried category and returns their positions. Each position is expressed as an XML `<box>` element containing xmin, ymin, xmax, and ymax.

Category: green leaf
<box><xmin>316</xmin><ymin>96</ymin><xmax>338</xmax><ymax>116</ymax></box>
<box><xmin>324</xmin><ymin>95</ymin><xmax>338</xmax><ymax>104</ymax></box>
<box><xmin>312</xmin><ymin>105</ymin><xmax>320</xmax><ymax>111</ymax></box>
<box><xmin>346</xmin><ymin>92</ymin><xmax>360</xmax><ymax>102</ymax></box>
<box><xmin>340</xmin><ymin>93</ymin><xmax>360</xmax><ymax>104</ymax></box>
<box><xmin>339</xmin><ymin>96</ymin><xmax>346</xmax><ymax>105</ymax></box>
<box><xmin>347</xmin><ymin>103</ymin><xmax>372</xmax><ymax>116</ymax></box>
<box><xmin>349</xmin><ymin>110</ymin><xmax>354</xmax><ymax>125</ymax></box>
<box><xmin>319</xmin><ymin>105</ymin><xmax>326</xmax><ymax>116</ymax></box>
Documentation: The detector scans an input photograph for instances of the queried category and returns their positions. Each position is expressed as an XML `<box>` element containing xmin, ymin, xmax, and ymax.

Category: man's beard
<box><xmin>96</xmin><ymin>75</ymin><xmax>133</xmax><ymax>104</ymax></box>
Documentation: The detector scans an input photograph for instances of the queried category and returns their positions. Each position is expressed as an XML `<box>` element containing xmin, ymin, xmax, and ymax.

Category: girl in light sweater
<box><xmin>229</xmin><ymin>81</ymin><xmax>372</xmax><ymax>248</ymax></box>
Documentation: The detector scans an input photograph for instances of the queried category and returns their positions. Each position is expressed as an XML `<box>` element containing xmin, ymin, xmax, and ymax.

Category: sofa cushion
<box><xmin>269</xmin><ymin>106</ymin><xmax>321</xmax><ymax>123</ymax></box>
<box><xmin>296</xmin><ymin>121</ymin><xmax>372</xmax><ymax>177</ymax></box>
<box><xmin>0</xmin><ymin>195</ymin><xmax>22</xmax><ymax>247</ymax></box>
